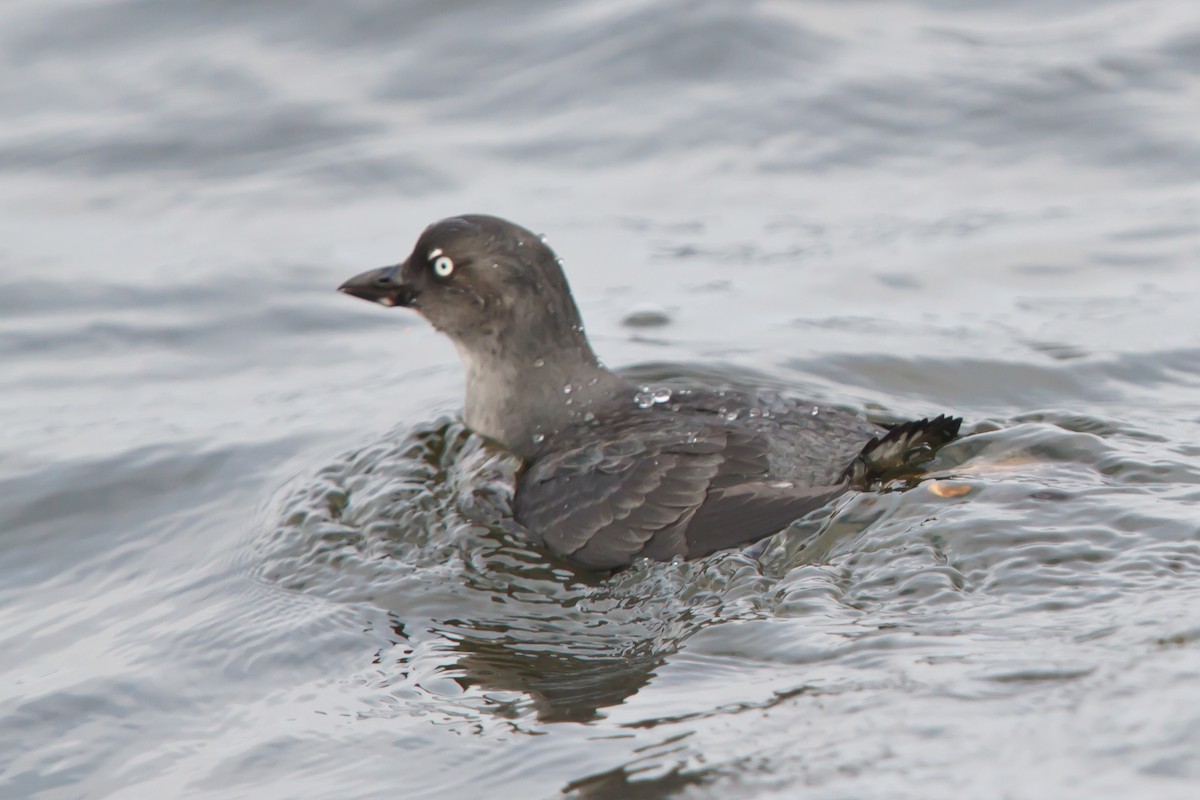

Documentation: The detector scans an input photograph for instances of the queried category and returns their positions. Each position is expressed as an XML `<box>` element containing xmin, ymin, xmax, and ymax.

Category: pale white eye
<box><xmin>432</xmin><ymin>255</ymin><xmax>454</xmax><ymax>277</ymax></box>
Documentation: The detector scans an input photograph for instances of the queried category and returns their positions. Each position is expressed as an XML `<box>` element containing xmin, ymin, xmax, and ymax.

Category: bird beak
<box><xmin>337</xmin><ymin>263</ymin><xmax>418</xmax><ymax>308</ymax></box>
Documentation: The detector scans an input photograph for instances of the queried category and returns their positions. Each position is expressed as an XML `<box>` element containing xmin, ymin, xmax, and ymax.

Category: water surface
<box><xmin>3</xmin><ymin>1</ymin><xmax>1200</xmax><ymax>798</ymax></box>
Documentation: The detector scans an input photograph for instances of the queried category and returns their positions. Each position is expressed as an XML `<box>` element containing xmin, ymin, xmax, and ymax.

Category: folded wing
<box><xmin>515</xmin><ymin>426</ymin><xmax>848</xmax><ymax>570</ymax></box>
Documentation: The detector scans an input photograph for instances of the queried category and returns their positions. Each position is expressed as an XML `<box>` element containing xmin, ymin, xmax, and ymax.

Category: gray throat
<box><xmin>456</xmin><ymin>341</ymin><xmax>629</xmax><ymax>459</ymax></box>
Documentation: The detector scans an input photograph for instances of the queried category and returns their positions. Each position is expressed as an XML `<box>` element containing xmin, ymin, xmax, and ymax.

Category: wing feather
<box><xmin>515</xmin><ymin>423</ymin><xmax>849</xmax><ymax>570</ymax></box>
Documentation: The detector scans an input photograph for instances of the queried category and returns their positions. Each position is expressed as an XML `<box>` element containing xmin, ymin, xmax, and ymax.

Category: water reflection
<box><xmin>262</xmin><ymin>420</ymin><xmax>718</xmax><ymax>726</ymax></box>
<box><xmin>443</xmin><ymin>619</ymin><xmax>668</xmax><ymax>724</ymax></box>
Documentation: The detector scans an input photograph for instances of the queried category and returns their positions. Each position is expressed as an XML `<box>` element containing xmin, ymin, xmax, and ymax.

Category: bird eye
<box><xmin>432</xmin><ymin>255</ymin><xmax>454</xmax><ymax>278</ymax></box>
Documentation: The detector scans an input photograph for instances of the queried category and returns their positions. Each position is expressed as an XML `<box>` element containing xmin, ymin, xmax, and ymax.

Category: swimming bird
<box><xmin>339</xmin><ymin>215</ymin><xmax>961</xmax><ymax>571</ymax></box>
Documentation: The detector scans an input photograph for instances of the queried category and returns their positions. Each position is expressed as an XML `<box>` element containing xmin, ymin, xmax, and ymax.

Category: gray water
<box><xmin>3</xmin><ymin>1</ymin><xmax>1200</xmax><ymax>798</ymax></box>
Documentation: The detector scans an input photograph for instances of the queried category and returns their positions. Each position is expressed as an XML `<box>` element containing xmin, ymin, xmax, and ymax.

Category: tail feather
<box><xmin>843</xmin><ymin>414</ymin><xmax>962</xmax><ymax>486</ymax></box>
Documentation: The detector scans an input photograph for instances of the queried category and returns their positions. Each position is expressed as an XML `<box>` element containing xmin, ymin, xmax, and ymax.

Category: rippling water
<box><xmin>4</xmin><ymin>1</ymin><xmax>1200</xmax><ymax>798</ymax></box>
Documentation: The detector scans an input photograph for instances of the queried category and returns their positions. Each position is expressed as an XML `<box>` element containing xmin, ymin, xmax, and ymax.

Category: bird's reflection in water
<box><xmin>412</xmin><ymin>551</ymin><xmax>696</xmax><ymax>724</ymax></box>
<box><xmin>441</xmin><ymin>619</ymin><xmax>668</xmax><ymax>723</ymax></box>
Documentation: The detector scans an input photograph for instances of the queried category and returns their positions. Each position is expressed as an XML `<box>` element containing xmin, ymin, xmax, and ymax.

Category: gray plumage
<box><xmin>339</xmin><ymin>215</ymin><xmax>961</xmax><ymax>571</ymax></box>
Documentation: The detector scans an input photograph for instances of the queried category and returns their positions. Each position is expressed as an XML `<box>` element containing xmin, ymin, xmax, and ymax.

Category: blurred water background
<box><xmin>3</xmin><ymin>1</ymin><xmax>1200</xmax><ymax>798</ymax></box>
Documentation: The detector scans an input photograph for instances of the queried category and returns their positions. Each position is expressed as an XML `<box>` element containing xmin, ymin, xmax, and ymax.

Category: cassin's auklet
<box><xmin>339</xmin><ymin>215</ymin><xmax>961</xmax><ymax>571</ymax></box>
